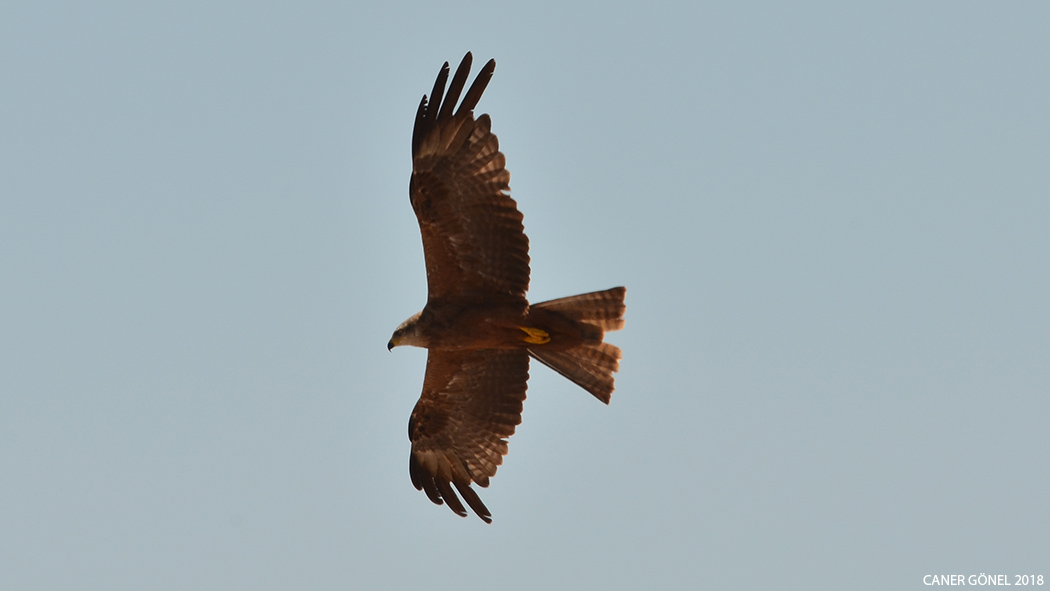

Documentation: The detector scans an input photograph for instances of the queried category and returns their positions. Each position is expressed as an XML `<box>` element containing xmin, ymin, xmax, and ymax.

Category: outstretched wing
<box><xmin>408</xmin><ymin>349</ymin><xmax>529</xmax><ymax>523</ymax></box>
<box><xmin>409</xmin><ymin>53</ymin><xmax>530</xmax><ymax>306</ymax></box>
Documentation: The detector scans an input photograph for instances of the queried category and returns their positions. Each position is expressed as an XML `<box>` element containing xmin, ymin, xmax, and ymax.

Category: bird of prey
<box><xmin>387</xmin><ymin>53</ymin><xmax>626</xmax><ymax>523</ymax></box>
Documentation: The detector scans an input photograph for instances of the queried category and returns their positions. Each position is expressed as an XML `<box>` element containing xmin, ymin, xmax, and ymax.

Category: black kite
<box><xmin>387</xmin><ymin>53</ymin><xmax>626</xmax><ymax>523</ymax></box>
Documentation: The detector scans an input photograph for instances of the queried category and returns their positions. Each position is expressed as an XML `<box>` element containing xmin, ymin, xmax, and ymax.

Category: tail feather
<box><xmin>531</xmin><ymin>287</ymin><xmax>626</xmax><ymax>332</ymax></box>
<box><xmin>529</xmin><ymin>342</ymin><xmax>621</xmax><ymax>404</ymax></box>
<box><xmin>528</xmin><ymin>287</ymin><xmax>626</xmax><ymax>403</ymax></box>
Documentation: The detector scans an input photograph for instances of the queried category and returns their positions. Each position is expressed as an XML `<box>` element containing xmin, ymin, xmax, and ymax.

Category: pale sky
<box><xmin>2</xmin><ymin>2</ymin><xmax>1048</xmax><ymax>589</ymax></box>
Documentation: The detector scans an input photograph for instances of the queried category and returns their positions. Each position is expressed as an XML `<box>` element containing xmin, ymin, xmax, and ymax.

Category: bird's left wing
<box><xmin>408</xmin><ymin>348</ymin><xmax>529</xmax><ymax>523</ymax></box>
<box><xmin>409</xmin><ymin>53</ymin><xmax>530</xmax><ymax>307</ymax></box>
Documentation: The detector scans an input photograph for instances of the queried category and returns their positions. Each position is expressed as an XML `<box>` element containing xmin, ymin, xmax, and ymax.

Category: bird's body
<box><xmin>388</xmin><ymin>53</ymin><xmax>625</xmax><ymax>523</ymax></box>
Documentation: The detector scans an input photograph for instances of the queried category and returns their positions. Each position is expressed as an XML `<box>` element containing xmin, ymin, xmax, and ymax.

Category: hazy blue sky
<box><xmin>2</xmin><ymin>2</ymin><xmax>1048</xmax><ymax>589</ymax></box>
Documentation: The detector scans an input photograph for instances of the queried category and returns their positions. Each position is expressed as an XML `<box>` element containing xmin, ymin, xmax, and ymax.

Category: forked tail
<box><xmin>527</xmin><ymin>287</ymin><xmax>626</xmax><ymax>404</ymax></box>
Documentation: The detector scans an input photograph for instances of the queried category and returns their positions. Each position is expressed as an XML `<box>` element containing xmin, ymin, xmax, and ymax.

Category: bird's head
<box><xmin>388</xmin><ymin>311</ymin><xmax>427</xmax><ymax>350</ymax></box>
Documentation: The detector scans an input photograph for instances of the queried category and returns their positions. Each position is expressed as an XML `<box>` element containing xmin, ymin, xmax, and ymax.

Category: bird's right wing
<box><xmin>408</xmin><ymin>348</ymin><xmax>529</xmax><ymax>523</ymax></box>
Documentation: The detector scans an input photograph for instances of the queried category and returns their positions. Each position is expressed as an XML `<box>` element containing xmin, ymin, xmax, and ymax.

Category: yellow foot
<box><xmin>519</xmin><ymin>326</ymin><xmax>550</xmax><ymax>345</ymax></box>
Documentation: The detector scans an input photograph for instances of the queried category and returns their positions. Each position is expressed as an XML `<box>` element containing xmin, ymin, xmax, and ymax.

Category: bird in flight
<box><xmin>388</xmin><ymin>53</ymin><xmax>626</xmax><ymax>523</ymax></box>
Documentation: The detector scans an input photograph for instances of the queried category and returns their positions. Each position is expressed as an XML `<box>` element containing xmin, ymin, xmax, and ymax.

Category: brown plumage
<box><xmin>388</xmin><ymin>53</ymin><xmax>626</xmax><ymax>523</ymax></box>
